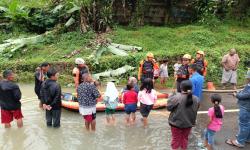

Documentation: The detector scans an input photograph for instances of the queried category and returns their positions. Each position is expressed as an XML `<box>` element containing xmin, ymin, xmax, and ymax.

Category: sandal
<box><xmin>225</xmin><ymin>139</ymin><xmax>244</xmax><ymax>148</ymax></box>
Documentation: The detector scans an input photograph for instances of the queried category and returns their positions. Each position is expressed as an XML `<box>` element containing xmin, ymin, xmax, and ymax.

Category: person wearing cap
<box><xmin>176</xmin><ymin>54</ymin><xmax>191</xmax><ymax>92</ymax></box>
<box><xmin>191</xmin><ymin>50</ymin><xmax>208</xmax><ymax>77</ymax></box>
<box><xmin>0</xmin><ymin>70</ymin><xmax>23</xmax><ymax>128</ymax></box>
<box><xmin>34</xmin><ymin>62</ymin><xmax>50</xmax><ymax>108</ymax></box>
<box><xmin>73</xmin><ymin>58</ymin><xmax>89</xmax><ymax>91</ymax></box>
<box><xmin>138</xmin><ymin>52</ymin><xmax>159</xmax><ymax>82</ymax></box>
<box><xmin>226</xmin><ymin>70</ymin><xmax>250</xmax><ymax>148</ymax></box>
<box><xmin>221</xmin><ymin>48</ymin><xmax>240</xmax><ymax>90</ymax></box>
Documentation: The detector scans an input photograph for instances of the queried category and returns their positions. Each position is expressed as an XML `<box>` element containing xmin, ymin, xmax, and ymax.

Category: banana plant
<box><xmin>0</xmin><ymin>0</ymin><xmax>30</xmax><ymax>23</ymax></box>
<box><xmin>93</xmin><ymin>65</ymin><xmax>135</xmax><ymax>80</ymax></box>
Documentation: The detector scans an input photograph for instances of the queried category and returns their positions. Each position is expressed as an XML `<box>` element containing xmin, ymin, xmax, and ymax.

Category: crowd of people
<box><xmin>0</xmin><ymin>48</ymin><xmax>249</xmax><ymax>150</ymax></box>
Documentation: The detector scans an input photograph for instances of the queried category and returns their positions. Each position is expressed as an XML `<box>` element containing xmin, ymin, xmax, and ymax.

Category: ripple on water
<box><xmin>0</xmin><ymin>100</ymin><xmax>204</xmax><ymax>150</ymax></box>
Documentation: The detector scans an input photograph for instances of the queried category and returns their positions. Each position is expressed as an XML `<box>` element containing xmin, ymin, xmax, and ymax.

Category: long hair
<box><xmin>180</xmin><ymin>80</ymin><xmax>193</xmax><ymax>107</ymax></box>
<box><xmin>211</xmin><ymin>94</ymin><xmax>223</xmax><ymax>118</ymax></box>
<box><xmin>140</xmin><ymin>78</ymin><xmax>154</xmax><ymax>93</ymax></box>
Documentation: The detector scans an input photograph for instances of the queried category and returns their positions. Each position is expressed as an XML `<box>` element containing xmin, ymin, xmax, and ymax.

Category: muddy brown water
<box><xmin>0</xmin><ymin>84</ymin><xmax>222</xmax><ymax>150</ymax></box>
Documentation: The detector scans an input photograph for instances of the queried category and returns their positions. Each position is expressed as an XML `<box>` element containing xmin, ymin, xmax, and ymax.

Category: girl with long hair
<box><xmin>167</xmin><ymin>80</ymin><xmax>199</xmax><ymax>150</ymax></box>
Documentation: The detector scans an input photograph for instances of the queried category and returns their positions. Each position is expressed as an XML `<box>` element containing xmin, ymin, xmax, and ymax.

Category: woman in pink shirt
<box><xmin>138</xmin><ymin>78</ymin><xmax>157</xmax><ymax>127</ymax></box>
<box><xmin>204</xmin><ymin>94</ymin><xmax>225</xmax><ymax>150</ymax></box>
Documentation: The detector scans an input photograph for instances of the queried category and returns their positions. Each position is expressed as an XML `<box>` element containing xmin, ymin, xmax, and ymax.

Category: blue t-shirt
<box><xmin>189</xmin><ymin>72</ymin><xmax>204</xmax><ymax>101</ymax></box>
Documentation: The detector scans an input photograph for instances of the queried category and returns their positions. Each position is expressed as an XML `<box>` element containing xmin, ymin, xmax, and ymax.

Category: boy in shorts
<box><xmin>0</xmin><ymin>70</ymin><xmax>23</xmax><ymax>128</ymax></box>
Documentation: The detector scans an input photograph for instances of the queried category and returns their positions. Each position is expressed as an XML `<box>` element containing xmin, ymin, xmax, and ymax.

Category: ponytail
<box><xmin>186</xmin><ymin>90</ymin><xmax>193</xmax><ymax>107</ymax></box>
<box><xmin>180</xmin><ymin>80</ymin><xmax>193</xmax><ymax>107</ymax></box>
<box><xmin>211</xmin><ymin>94</ymin><xmax>223</xmax><ymax>118</ymax></box>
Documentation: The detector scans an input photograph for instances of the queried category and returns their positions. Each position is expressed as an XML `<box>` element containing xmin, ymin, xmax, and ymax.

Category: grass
<box><xmin>0</xmin><ymin>22</ymin><xmax>250</xmax><ymax>86</ymax></box>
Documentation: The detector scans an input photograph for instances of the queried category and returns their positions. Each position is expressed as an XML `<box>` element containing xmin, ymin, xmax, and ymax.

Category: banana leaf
<box><xmin>107</xmin><ymin>45</ymin><xmax>128</xmax><ymax>56</ymax></box>
<box><xmin>65</xmin><ymin>17</ymin><xmax>75</xmax><ymax>27</ymax></box>
<box><xmin>110</xmin><ymin>43</ymin><xmax>142</xmax><ymax>51</ymax></box>
<box><xmin>67</xmin><ymin>5</ymin><xmax>81</xmax><ymax>14</ymax></box>
<box><xmin>0</xmin><ymin>33</ymin><xmax>45</xmax><ymax>54</ymax></box>
<box><xmin>93</xmin><ymin>65</ymin><xmax>135</xmax><ymax>80</ymax></box>
<box><xmin>52</xmin><ymin>4</ymin><xmax>64</xmax><ymax>14</ymax></box>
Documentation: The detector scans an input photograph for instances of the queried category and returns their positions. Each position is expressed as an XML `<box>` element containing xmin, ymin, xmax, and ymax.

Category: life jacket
<box><xmin>177</xmin><ymin>65</ymin><xmax>189</xmax><ymax>79</ymax></box>
<box><xmin>194</xmin><ymin>58</ymin><xmax>205</xmax><ymax>69</ymax></box>
<box><xmin>142</xmin><ymin>60</ymin><xmax>154</xmax><ymax>75</ymax></box>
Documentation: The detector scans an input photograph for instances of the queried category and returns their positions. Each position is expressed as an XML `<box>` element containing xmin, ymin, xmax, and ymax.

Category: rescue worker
<box><xmin>138</xmin><ymin>52</ymin><xmax>159</xmax><ymax>82</ymax></box>
<box><xmin>176</xmin><ymin>54</ymin><xmax>191</xmax><ymax>92</ymax></box>
<box><xmin>191</xmin><ymin>50</ymin><xmax>208</xmax><ymax>77</ymax></box>
<box><xmin>73</xmin><ymin>58</ymin><xmax>89</xmax><ymax>91</ymax></box>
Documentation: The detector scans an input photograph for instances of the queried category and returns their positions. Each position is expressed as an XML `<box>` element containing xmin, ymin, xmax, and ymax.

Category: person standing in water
<box><xmin>138</xmin><ymin>52</ymin><xmax>159</xmax><ymax>83</ymax></box>
<box><xmin>122</xmin><ymin>84</ymin><xmax>138</xmax><ymax>125</ymax></box>
<box><xmin>122</xmin><ymin>77</ymin><xmax>139</xmax><ymax>94</ymax></box>
<box><xmin>40</xmin><ymin>68</ymin><xmax>62</xmax><ymax>128</ymax></box>
<box><xmin>138</xmin><ymin>78</ymin><xmax>157</xmax><ymax>127</ymax></box>
<box><xmin>221</xmin><ymin>48</ymin><xmax>240</xmax><ymax>90</ymax></box>
<box><xmin>204</xmin><ymin>94</ymin><xmax>224</xmax><ymax>150</ymax></box>
<box><xmin>34</xmin><ymin>62</ymin><xmax>50</xmax><ymax>108</ymax></box>
<box><xmin>188</xmin><ymin>64</ymin><xmax>204</xmax><ymax>101</ymax></box>
<box><xmin>176</xmin><ymin>54</ymin><xmax>191</xmax><ymax>92</ymax></box>
<box><xmin>77</xmin><ymin>73</ymin><xmax>100</xmax><ymax>131</ymax></box>
<box><xmin>167</xmin><ymin>80</ymin><xmax>199</xmax><ymax>150</ymax></box>
<box><xmin>103</xmin><ymin>81</ymin><xmax>119</xmax><ymax>125</ymax></box>
<box><xmin>73</xmin><ymin>58</ymin><xmax>89</xmax><ymax>92</ymax></box>
<box><xmin>0</xmin><ymin>70</ymin><xmax>23</xmax><ymax>128</ymax></box>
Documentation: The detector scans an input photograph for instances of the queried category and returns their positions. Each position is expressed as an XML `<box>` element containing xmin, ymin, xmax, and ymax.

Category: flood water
<box><xmin>0</xmin><ymin>84</ymin><xmax>207</xmax><ymax>150</ymax></box>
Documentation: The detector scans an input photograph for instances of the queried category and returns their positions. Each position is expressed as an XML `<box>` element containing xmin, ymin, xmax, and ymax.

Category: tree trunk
<box><xmin>80</xmin><ymin>6</ymin><xmax>88</xmax><ymax>33</ymax></box>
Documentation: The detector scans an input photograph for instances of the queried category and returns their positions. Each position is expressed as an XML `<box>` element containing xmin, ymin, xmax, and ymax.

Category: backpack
<box><xmin>142</xmin><ymin>60</ymin><xmax>154</xmax><ymax>74</ymax></box>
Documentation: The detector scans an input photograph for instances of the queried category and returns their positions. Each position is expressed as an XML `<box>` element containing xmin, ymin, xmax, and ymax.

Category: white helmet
<box><xmin>75</xmin><ymin>58</ymin><xmax>85</xmax><ymax>65</ymax></box>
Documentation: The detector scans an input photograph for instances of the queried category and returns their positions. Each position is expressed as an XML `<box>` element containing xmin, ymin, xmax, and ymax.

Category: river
<box><xmin>1</xmin><ymin>84</ymin><xmax>240</xmax><ymax>150</ymax></box>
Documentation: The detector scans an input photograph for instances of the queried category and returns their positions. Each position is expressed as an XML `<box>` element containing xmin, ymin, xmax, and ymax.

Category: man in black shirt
<box><xmin>34</xmin><ymin>62</ymin><xmax>50</xmax><ymax>108</ymax></box>
<box><xmin>40</xmin><ymin>68</ymin><xmax>62</xmax><ymax>127</ymax></box>
<box><xmin>0</xmin><ymin>70</ymin><xmax>23</xmax><ymax>128</ymax></box>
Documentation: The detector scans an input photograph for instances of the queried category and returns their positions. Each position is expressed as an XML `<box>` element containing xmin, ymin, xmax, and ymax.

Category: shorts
<box><xmin>83</xmin><ymin>113</ymin><xmax>96</xmax><ymax>123</ymax></box>
<box><xmin>204</xmin><ymin>128</ymin><xmax>216</xmax><ymax>145</ymax></box>
<box><xmin>125</xmin><ymin>104</ymin><xmax>137</xmax><ymax>114</ymax></box>
<box><xmin>140</xmin><ymin>103</ymin><xmax>153</xmax><ymax>118</ymax></box>
<box><xmin>1</xmin><ymin>109</ymin><xmax>23</xmax><ymax>124</ymax></box>
<box><xmin>105</xmin><ymin>108</ymin><xmax>115</xmax><ymax>115</ymax></box>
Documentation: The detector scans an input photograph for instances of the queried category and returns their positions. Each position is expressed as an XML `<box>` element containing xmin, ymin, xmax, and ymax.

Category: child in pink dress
<box><xmin>138</xmin><ymin>78</ymin><xmax>157</xmax><ymax>127</ymax></box>
<box><xmin>204</xmin><ymin>94</ymin><xmax>225</xmax><ymax>150</ymax></box>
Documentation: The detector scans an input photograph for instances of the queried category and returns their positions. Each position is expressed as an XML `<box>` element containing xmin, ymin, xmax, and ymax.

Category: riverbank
<box><xmin>1</xmin><ymin>22</ymin><xmax>250</xmax><ymax>86</ymax></box>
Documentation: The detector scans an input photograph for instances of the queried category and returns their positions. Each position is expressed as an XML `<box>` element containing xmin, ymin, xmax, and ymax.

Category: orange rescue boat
<box><xmin>61</xmin><ymin>91</ymin><xmax>168</xmax><ymax>111</ymax></box>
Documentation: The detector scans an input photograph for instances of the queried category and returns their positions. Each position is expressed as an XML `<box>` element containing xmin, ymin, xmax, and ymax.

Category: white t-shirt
<box><xmin>160</xmin><ymin>64</ymin><xmax>169</xmax><ymax>77</ymax></box>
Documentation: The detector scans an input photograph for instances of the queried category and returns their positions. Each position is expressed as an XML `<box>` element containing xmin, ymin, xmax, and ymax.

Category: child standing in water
<box><xmin>138</xmin><ymin>78</ymin><xmax>157</xmax><ymax>127</ymax></box>
<box><xmin>204</xmin><ymin>94</ymin><xmax>224</xmax><ymax>150</ymax></box>
<box><xmin>159</xmin><ymin>59</ymin><xmax>169</xmax><ymax>85</ymax></box>
<box><xmin>167</xmin><ymin>80</ymin><xmax>199</xmax><ymax>150</ymax></box>
<box><xmin>103</xmin><ymin>81</ymin><xmax>119</xmax><ymax>125</ymax></box>
<box><xmin>122</xmin><ymin>84</ymin><xmax>138</xmax><ymax>125</ymax></box>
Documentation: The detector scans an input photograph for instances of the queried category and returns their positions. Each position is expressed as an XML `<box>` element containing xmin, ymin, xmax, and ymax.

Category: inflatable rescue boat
<box><xmin>61</xmin><ymin>92</ymin><xmax>168</xmax><ymax>111</ymax></box>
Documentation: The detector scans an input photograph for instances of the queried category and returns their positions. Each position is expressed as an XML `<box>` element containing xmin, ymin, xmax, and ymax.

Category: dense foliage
<box><xmin>0</xmin><ymin>0</ymin><xmax>250</xmax><ymax>86</ymax></box>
